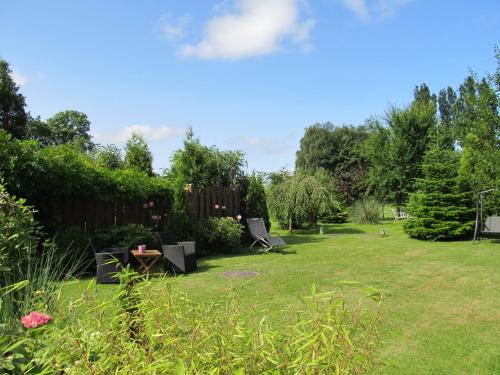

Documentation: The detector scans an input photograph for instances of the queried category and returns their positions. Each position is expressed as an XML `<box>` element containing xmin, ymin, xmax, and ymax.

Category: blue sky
<box><xmin>1</xmin><ymin>0</ymin><xmax>499</xmax><ymax>173</ymax></box>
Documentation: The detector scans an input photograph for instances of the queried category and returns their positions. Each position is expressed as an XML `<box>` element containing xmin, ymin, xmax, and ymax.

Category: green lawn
<box><xmin>61</xmin><ymin>222</ymin><xmax>500</xmax><ymax>374</ymax></box>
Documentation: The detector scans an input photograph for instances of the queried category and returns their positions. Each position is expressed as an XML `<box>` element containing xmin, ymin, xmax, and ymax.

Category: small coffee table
<box><xmin>131</xmin><ymin>250</ymin><xmax>162</xmax><ymax>276</ymax></box>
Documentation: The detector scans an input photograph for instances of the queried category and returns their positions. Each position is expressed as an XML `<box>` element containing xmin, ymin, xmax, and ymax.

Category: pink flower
<box><xmin>20</xmin><ymin>311</ymin><xmax>52</xmax><ymax>329</ymax></box>
<box><xmin>221</xmin><ymin>206</ymin><xmax>226</xmax><ymax>210</ymax></box>
<box><xmin>215</xmin><ymin>205</ymin><xmax>220</xmax><ymax>209</ymax></box>
<box><xmin>149</xmin><ymin>201</ymin><xmax>154</xmax><ymax>207</ymax></box>
<box><xmin>236</xmin><ymin>214</ymin><xmax>242</xmax><ymax>221</ymax></box>
<box><xmin>143</xmin><ymin>203</ymin><xmax>149</xmax><ymax>209</ymax></box>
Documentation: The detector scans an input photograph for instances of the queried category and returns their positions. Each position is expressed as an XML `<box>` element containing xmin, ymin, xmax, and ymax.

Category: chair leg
<box><xmin>250</xmin><ymin>240</ymin><xmax>258</xmax><ymax>250</ymax></box>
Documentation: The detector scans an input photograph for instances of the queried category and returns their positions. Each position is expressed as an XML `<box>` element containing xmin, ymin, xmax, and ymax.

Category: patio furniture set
<box><xmin>92</xmin><ymin>218</ymin><xmax>287</xmax><ymax>284</ymax></box>
<box><xmin>92</xmin><ymin>232</ymin><xmax>198</xmax><ymax>284</ymax></box>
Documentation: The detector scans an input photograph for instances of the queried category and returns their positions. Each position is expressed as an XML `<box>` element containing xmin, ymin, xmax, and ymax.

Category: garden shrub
<box><xmin>404</xmin><ymin>147</ymin><xmax>475</xmax><ymax>240</ymax></box>
<box><xmin>245</xmin><ymin>173</ymin><xmax>270</xmax><ymax>230</ymax></box>
<box><xmin>351</xmin><ymin>197</ymin><xmax>381</xmax><ymax>224</ymax></box>
<box><xmin>95</xmin><ymin>224</ymin><xmax>159</xmax><ymax>250</ymax></box>
<box><xmin>195</xmin><ymin>217</ymin><xmax>244</xmax><ymax>255</ymax></box>
<box><xmin>54</xmin><ymin>226</ymin><xmax>93</xmax><ymax>271</ymax></box>
<box><xmin>37</xmin><ymin>274</ymin><xmax>382</xmax><ymax>374</ymax></box>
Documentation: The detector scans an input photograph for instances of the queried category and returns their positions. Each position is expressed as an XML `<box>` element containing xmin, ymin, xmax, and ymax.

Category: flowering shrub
<box><xmin>195</xmin><ymin>217</ymin><xmax>244</xmax><ymax>255</ymax></box>
<box><xmin>20</xmin><ymin>311</ymin><xmax>52</xmax><ymax>329</ymax></box>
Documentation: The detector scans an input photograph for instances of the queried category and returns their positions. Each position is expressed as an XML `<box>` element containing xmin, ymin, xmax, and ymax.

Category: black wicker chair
<box><xmin>162</xmin><ymin>242</ymin><xmax>197</xmax><ymax>274</ymax></box>
<box><xmin>90</xmin><ymin>239</ymin><xmax>129</xmax><ymax>284</ymax></box>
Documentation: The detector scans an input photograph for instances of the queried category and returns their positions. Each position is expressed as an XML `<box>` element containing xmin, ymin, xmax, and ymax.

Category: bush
<box><xmin>54</xmin><ymin>226</ymin><xmax>93</xmax><ymax>271</ymax></box>
<box><xmin>195</xmin><ymin>217</ymin><xmax>244</xmax><ymax>255</ymax></box>
<box><xmin>245</xmin><ymin>173</ymin><xmax>270</xmax><ymax>230</ymax></box>
<box><xmin>38</xmin><ymin>273</ymin><xmax>382</xmax><ymax>373</ymax></box>
<box><xmin>351</xmin><ymin>197</ymin><xmax>381</xmax><ymax>224</ymax></box>
<box><xmin>0</xmin><ymin>182</ymin><xmax>40</xmax><ymax>280</ymax></box>
<box><xmin>95</xmin><ymin>224</ymin><xmax>159</xmax><ymax>250</ymax></box>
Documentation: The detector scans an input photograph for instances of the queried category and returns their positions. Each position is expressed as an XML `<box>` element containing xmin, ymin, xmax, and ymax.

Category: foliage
<box><xmin>92</xmin><ymin>144</ymin><xmax>124</xmax><ymax>170</ymax></box>
<box><xmin>268</xmin><ymin>173</ymin><xmax>336</xmax><ymax>231</ymax></box>
<box><xmin>43</xmin><ymin>110</ymin><xmax>93</xmax><ymax>151</ymax></box>
<box><xmin>295</xmin><ymin>123</ymin><xmax>369</xmax><ymax>203</ymax></box>
<box><xmin>0</xmin><ymin>183</ymin><xmax>40</xmax><ymax>282</ymax></box>
<box><xmin>351</xmin><ymin>197</ymin><xmax>381</xmax><ymax>224</ymax></box>
<box><xmin>167</xmin><ymin>129</ymin><xmax>246</xmax><ymax>238</ymax></box>
<box><xmin>95</xmin><ymin>224</ymin><xmax>159</xmax><ymax>250</ymax></box>
<box><xmin>124</xmin><ymin>132</ymin><xmax>153</xmax><ymax>176</ymax></box>
<box><xmin>404</xmin><ymin>147</ymin><xmax>475</xmax><ymax>240</ymax></box>
<box><xmin>245</xmin><ymin>173</ymin><xmax>270</xmax><ymax>230</ymax></box>
<box><xmin>455</xmin><ymin>75</ymin><xmax>500</xmax><ymax>214</ymax></box>
<box><xmin>168</xmin><ymin>128</ymin><xmax>245</xmax><ymax>189</ymax></box>
<box><xmin>54</xmin><ymin>227</ymin><xmax>93</xmax><ymax>270</ymax></box>
<box><xmin>385</xmin><ymin>94</ymin><xmax>436</xmax><ymax>206</ymax></box>
<box><xmin>0</xmin><ymin>60</ymin><xmax>27</xmax><ymax>139</ymax></box>
<box><xmin>314</xmin><ymin>169</ymin><xmax>348</xmax><ymax>223</ymax></box>
<box><xmin>41</xmin><ymin>274</ymin><xmax>382</xmax><ymax>373</ymax></box>
<box><xmin>195</xmin><ymin>217</ymin><xmax>244</xmax><ymax>255</ymax></box>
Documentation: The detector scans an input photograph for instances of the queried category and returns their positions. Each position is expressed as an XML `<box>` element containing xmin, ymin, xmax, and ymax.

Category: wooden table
<box><xmin>131</xmin><ymin>250</ymin><xmax>162</xmax><ymax>276</ymax></box>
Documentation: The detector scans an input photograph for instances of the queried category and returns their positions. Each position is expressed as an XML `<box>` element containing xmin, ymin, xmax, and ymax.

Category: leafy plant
<box><xmin>41</xmin><ymin>275</ymin><xmax>383</xmax><ymax>373</ymax></box>
<box><xmin>351</xmin><ymin>197</ymin><xmax>381</xmax><ymax>224</ymax></box>
<box><xmin>195</xmin><ymin>217</ymin><xmax>244</xmax><ymax>255</ymax></box>
<box><xmin>95</xmin><ymin>224</ymin><xmax>159</xmax><ymax>250</ymax></box>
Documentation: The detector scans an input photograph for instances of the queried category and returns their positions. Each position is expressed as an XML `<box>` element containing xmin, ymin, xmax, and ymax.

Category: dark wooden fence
<box><xmin>188</xmin><ymin>186</ymin><xmax>241</xmax><ymax>223</ymax></box>
<box><xmin>37</xmin><ymin>196</ymin><xmax>169</xmax><ymax>234</ymax></box>
<box><xmin>36</xmin><ymin>186</ymin><xmax>241</xmax><ymax>233</ymax></box>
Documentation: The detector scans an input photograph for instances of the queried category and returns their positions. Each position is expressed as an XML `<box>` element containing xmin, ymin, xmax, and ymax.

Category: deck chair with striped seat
<box><xmin>247</xmin><ymin>218</ymin><xmax>287</xmax><ymax>252</ymax></box>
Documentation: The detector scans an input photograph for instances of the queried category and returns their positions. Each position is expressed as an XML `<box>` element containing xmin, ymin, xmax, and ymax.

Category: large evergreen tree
<box><xmin>0</xmin><ymin>60</ymin><xmax>27</xmax><ymax>139</ymax></box>
<box><xmin>404</xmin><ymin>147</ymin><xmax>474</xmax><ymax>240</ymax></box>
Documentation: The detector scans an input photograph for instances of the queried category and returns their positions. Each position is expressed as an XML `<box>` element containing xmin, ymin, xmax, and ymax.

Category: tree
<box><xmin>268</xmin><ymin>173</ymin><xmax>336</xmax><ymax>232</ymax></box>
<box><xmin>45</xmin><ymin>110</ymin><xmax>93</xmax><ymax>150</ymax></box>
<box><xmin>404</xmin><ymin>147</ymin><xmax>474</xmax><ymax>240</ymax></box>
<box><xmin>93</xmin><ymin>144</ymin><xmax>124</xmax><ymax>170</ymax></box>
<box><xmin>0</xmin><ymin>60</ymin><xmax>27</xmax><ymax>139</ymax></box>
<box><xmin>385</xmin><ymin>87</ymin><xmax>436</xmax><ymax>206</ymax></box>
<box><xmin>437</xmin><ymin>86</ymin><xmax>457</xmax><ymax>149</ymax></box>
<box><xmin>124</xmin><ymin>132</ymin><xmax>153</xmax><ymax>175</ymax></box>
<box><xmin>361</xmin><ymin>118</ymin><xmax>392</xmax><ymax>207</ymax></box>
<box><xmin>168</xmin><ymin>128</ymin><xmax>245</xmax><ymax>188</ymax></box>
<box><xmin>245</xmin><ymin>173</ymin><xmax>270</xmax><ymax>230</ymax></box>
<box><xmin>295</xmin><ymin>123</ymin><xmax>369</xmax><ymax>203</ymax></box>
<box><xmin>455</xmin><ymin>75</ymin><xmax>500</xmax><ymax>213</ymax></box>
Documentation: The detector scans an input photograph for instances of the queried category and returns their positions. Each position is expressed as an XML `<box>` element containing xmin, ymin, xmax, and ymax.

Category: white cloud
<box><xmin>10</xmin><ymin>70</ymin><xmax>27</xmax><ymax>86</ymax></box>
<box><xmin>93</xmin><ymin>125</ymin><xmax>184</xmax><ymax>144</ymax></box>
<box><xmin>180</xmin><ymin>0</ymin><xmax>315</xmax><ymax>60</ymax></box>
<box><xmin>159</xmin><ymin>15</ymin><xmax>190</xmax><ymax>41</ymax></box>
<box><xmin>341</xmin><ymin>0</ymin><xmax>410</xmax><ymax>21</ymax></box>
<box><xmin>225</xmin><ymin>135</ymin><xmax>293</xmax><ymax>156</ymax></box>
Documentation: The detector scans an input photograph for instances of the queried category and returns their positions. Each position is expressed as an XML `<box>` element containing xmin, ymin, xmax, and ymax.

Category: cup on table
<box><xmin>138</xmin><ymin>244</ymin><xmax>146</xmax><ymax>254</ymax></box>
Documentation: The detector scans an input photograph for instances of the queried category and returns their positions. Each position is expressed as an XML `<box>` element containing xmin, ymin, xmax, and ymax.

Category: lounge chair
<box><xmin>392</xmin><ymin>209</ymin><xmax>409</xmax><ymax>222</ymax></box>
<box><xmin>247</xmin><ymin>218</ymin><xmax>287</xmax><ymax>252</ymax></box>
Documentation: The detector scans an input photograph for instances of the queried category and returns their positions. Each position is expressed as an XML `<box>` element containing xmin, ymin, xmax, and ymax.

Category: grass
<box><xmin>60</xmin><ymin>221</ymin><xmax>500</xmax><ymax>374</ymax></box>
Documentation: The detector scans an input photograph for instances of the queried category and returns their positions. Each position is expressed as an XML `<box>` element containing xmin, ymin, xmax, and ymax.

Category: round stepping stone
<box><xmin>220</xmin><ymin>271</ymin><xmax>259</xmax><ymax>279</ymax></box>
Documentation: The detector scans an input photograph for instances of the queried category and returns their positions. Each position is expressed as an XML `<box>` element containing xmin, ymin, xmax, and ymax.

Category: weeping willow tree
<box><xmin>268</xmin><ymin>173</ymin><xmax>338</xmax><ymax>232</ymax></box>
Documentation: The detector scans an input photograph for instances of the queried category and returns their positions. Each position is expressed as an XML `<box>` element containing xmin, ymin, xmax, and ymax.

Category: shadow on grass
<box><xmin>321</xmin><ymin>225</ymin><xmax>367</xmax><ymax>235</ymax></box>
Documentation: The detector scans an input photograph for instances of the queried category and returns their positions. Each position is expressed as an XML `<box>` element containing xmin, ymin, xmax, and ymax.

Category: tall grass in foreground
<box><xmin>42</xmin><ymin>270</ymin><xmax>383</xmax><ymax>374</ymax></box>
<box><xmin>0</xmin><ymin>241</ymin><xmax>86</xmax><ymax>329</ymax></box>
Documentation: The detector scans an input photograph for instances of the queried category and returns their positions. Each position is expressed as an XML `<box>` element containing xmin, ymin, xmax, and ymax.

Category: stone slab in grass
<box><xmin>220</xmin><ymin>271</ymin><xmax>259</xmax><ymax>279</ymax></box>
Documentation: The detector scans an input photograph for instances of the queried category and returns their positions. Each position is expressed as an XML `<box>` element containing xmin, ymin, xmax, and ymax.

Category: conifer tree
<box><xmin>404</xmin><ymin>147</ymin><xmax>474</xmax><ymax>240</ymax></box>
<box><xmin>245</xmin><ymin>173</ymin><xmax>270</xmax><ymax>230</ymax></box>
